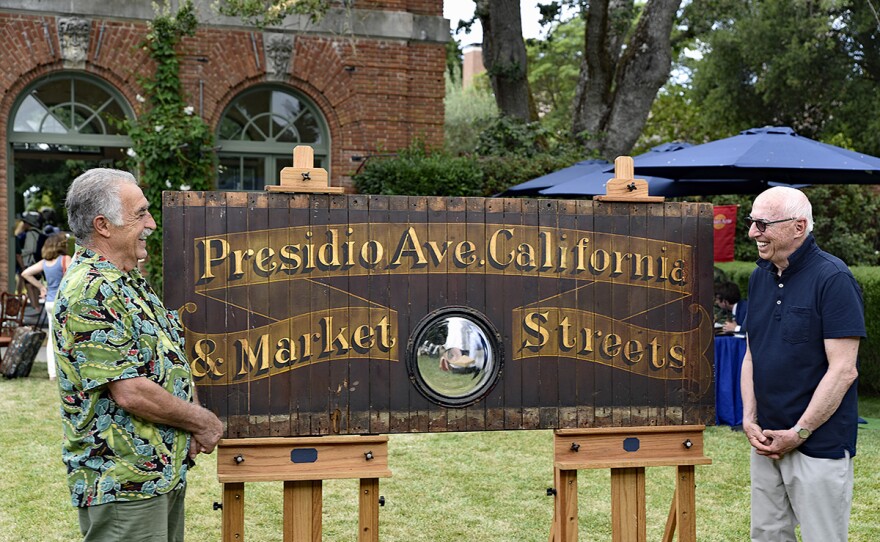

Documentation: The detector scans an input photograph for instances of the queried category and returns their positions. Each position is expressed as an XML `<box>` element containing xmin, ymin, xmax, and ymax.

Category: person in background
<box><xmin>740</xmin><ymin>186</ymin><xmax>864</xmax><ymax>542</ymax></box>
<box><xmin>715</xmin><ymin>280</ymin><xmax>748</xmax><ymax>333</ymax></box>
<box><xmin>55</xmin><ymin>168</ymin><xmax>222</xmax><ymax>541</ymax></box>
<box><xmin>19</xmin><ymin>211</ymin><xmax>45</xmax><ymax>309</ymax></box>
<box><xmin>13</xmin><ymin>219</ymin><xmax>27</xmax><ymax>296</ymax></box>
<box><xmin>20</xmin><ymin>232</ymin><xmax>70</xmax><ymax>380</ymax></box>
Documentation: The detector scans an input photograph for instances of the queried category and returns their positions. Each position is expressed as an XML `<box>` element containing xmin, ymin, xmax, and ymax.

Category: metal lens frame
<box><xmin>406</xmin><ymin>307</ymin><xmax>503</xmax><ymax>408</ymax></box>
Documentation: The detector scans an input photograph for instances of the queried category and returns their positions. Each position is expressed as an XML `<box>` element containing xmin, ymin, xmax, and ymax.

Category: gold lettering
<box><xmin>353</xmin><ymin>324</ymin><xmax>375</xmax><ymax>349</ymax></box>
<box><xmin>279</xmin><ymin>244</ymin><xmax>302</xmax><ymax>271</ymax></box>
<box><xmin>658</xmin><ymin>255</ymin><xmax>669</xmax><ymax>280</ymax></box>
<box><xmin>516</xmin><ymin>243</ymin><xmax>536</xmax><ymax>268</ymax></box>
<box><xmin>318</xmin><ymin>229</ymin><xmax>342</xmax><ymax>267</ymax></box>
<box><xmin>322</xmin><ymin>316</ymin><xmax>351</xmax><ymax>353</ymax></box>
<box><xmin>602</xmin><ymin>333</ymin><xmax>622</xmax><ymax>358</ymax></box>
<box><xmin>557</xmin><ymin>243</ymin><xmax>568</xmax><ymax>270</ymax></box>
<box><xmin>559</xmin><ymin>316</ymin><xmax>576</xmax><ymax>349</ymax></box>
<box><xmin>343</xmin><ymin>227</ymin><xmax>356</xmax><ymax>266</ymax></box>
<box><xmin>299</xmin><ymin>332</ymin><xmax>318</xmax><ymax>361</ymax></box>
<box><xmin>589</xmin><ymin>249</ymin><xmax>609</xmax><ymax>273</ymax></box>
<box><xmin>191</xmin><ymin>339</ymin><xmax>223</xmax><ymax>378</ymax></box>
<box><xmin>574</xmin><ymin>237</ymin><xmax>590</xmax><ymax>271</ymax></box>
<box><xmin>304</xmin><ymin>232</ymin><xmax>316</xmax><ymax>270</ymax></box>
<box><xmin>539</xmin><ymin>231</ymin><xmax>553</xmax><ymax>270</ymax></box>
<box><xmin>580</xmin><ymin>327</ymin><xmax>600</xmax><ymax>354</ymax></box>
<box><xmin>197</xmin><ymin>238</ymin><xmax>229</xmax><ymax>280</ymax></box>
<box><xmin>231</xmin><ymin>248</ymin><xmax>253</xmax><ymax>277</ymax></box>
<box><xmin>523</xmin><ymin>311</ymin><xmax>549</xmax><ymax>348</ymax></box>
<box><xmin>390</xmin><ymin>227</ymin><xmax>428</xmax><ymax>266</ymax></box>
<box><xmin>361</xmin><ymin>239</ymin><xmax>384</xmax><ymax>266</ymax></box>
<box><xmin>668</xmin><ymin>344</ymin><xmax>686</xmax><ymax>369</ymax></box>
<box><xmin>255</xmin><ymin>247</ymin><xmax>276</xmax><ymax>274</ymax></box>
<box><xmin>275</xmin><ymin>337</ymin><xmax>295</xmax><ymax>366</ymax></box>
<box><xmin>623</xmin><ymin>340</ymin><xmax>643</xmax><ymax>364</ymax></box>
<box><xmin>670</xmin><ymin>259</ymin><xmax>686</xmax><ymax>284</ymax></box>
<box><xmin>376</xmin><ymin>315</ymin><xmax>395</xmax><ymax>349</ymax></box>
<box><xmin>488</xmin><ymin>228</ymin><xmax>514</xmax><ymax>267</ymax></box>
<box><xmin>236</xmin><ymin>335</ymin><xmax>270</xmax><ymax>375</ymax></box>
<box><xmin>454</xmin><ymin>240</ymin><xmax>477</xmax><ymax>266</ymax></box>
<box><xmin>425</xmin><ymin>240</ymin><xmax>451</xmax><ymax>265</ymax></box>
<box><xmin>633</xmin><ymin>254</ymin><xmax>654</xmax><ymax>278</ymax></box>
<box><xmin>612</xmin><ymin>251</ymin><xmax>628</xmax><ymax>275</ymax></box>
<box><xmin>649</xmin><ymin>337</ymin><xmax>665</xmax><ymax>368</ymax></box>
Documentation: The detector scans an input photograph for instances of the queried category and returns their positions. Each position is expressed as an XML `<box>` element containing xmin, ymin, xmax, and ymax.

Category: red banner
<box><xmin>713</xmin><ymin>205</ymin><xmax>738</xmax><ymax>262</ymax></box>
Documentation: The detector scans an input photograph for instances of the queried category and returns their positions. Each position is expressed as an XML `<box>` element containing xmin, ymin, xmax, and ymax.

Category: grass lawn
<box><xmin>3</xmin><ymin>361</ymin><xmax>879</xmax><ymax>541</ymax></box>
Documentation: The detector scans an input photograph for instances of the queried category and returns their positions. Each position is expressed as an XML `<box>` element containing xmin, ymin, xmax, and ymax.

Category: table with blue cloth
<box><xmin>714</xmin><ymin>334</ymin><xmax>747</xmax><ymax>426</ymax></box>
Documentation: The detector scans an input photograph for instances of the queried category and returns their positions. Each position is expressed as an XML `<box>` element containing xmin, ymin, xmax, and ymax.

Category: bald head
<box><xmin>753</xmin><ymin>186</ymin><xmax>813</xmax><ymax>233</ymax></box>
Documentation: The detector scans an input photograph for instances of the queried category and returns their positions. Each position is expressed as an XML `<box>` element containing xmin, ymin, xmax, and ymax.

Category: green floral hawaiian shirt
<box><xmin>54</xmin><ymin>246</ymin><xmax>193</xmax><ymax>507</ymax></box>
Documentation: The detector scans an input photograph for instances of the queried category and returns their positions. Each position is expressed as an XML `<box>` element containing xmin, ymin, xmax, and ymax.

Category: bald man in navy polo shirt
<box><xmin>740</xmin><ymin>186</ymin><xmax>864</xmax><ymax>541</ymax></box>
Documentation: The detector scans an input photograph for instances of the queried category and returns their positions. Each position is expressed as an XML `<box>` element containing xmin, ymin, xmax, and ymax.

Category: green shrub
<box><xmin>477</xmin><ymin>149</ymin><xmax>585</xmax><ymax>196</ymax></box>
<box><xmin>353</xmin><ymin>145</ymin><xmax>484</xmax><ymax>197</ymax></box>
<box><xmin>475</xmin><ymin>116</ymin><xmax>552</xmax><ymax>157</ymax></box>
<box><xmin>852</xmin><ymin>267</ymin><xmax>880</xmax><ymax>394</ymax></box>
<box><xmin>353</xmin><ymin>142</ymin><xmax>586</xmax><ymax>198</ymax></box>
<box><xmin>718</xmin><ymin>262</ymin><xmax>880</xmax><ymax>394</ymax></box>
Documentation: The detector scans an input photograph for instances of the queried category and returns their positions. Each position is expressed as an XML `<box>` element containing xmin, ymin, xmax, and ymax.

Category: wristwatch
<box><xmin>792</xmin><ymin>424</ymin><xmax>812</xmax><ymax>439</ymax></box>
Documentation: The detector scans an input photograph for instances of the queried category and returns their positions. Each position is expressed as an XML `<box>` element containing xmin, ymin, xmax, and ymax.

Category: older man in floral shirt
<box><xmin>55</xmin><ymin>168</ymin><xmax>222</xmax><ymax>541</ymax></box>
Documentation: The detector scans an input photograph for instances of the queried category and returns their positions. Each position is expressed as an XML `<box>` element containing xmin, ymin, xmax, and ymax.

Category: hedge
<box><xmin>717</xmin><ymin>261</ymin><xmax>880</xmax><ymax>395</ymax></box>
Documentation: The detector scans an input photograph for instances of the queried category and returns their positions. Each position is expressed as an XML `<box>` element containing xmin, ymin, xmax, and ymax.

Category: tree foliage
<box><xmin>673</xmin><ymin>0</ymin><xmax>880</xmax><ymax>155</ymax></box>
<box><xmin>444</xmin><ymin>72</ymin><xmax>498</xmax><ymax>156</ymax></box>
<box><xmin>215</xmin><ymin>0</ymin><xmax>329</xmax><ymax>28</ymax></box>
<box><xmin>526</xmin><ymin>18</ymin><xmax>583</xmax><ymax>140</ymax></box>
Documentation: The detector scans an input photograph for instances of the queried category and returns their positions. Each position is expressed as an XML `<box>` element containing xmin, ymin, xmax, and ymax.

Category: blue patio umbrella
<box><xmin>540</xmin><ymin>170</ymin><xmax>681</xmax><ymax>197</ymax></box>
<box><xmin>541</xmin><ymin>170</ymin><xmax>805</xmax><ymax>198</ymax></box>
<box><xmin>497</xmin><ymin>143</ymin><xmax>691</xmax><ymax>197</ymax></box>
<box><xmin>537</xmin><ymin>142</ymin><xmax>757</xmax><ymax>198</ymax></box>
<box><xmin>495</xmin><ymin>159</ymin><xmax>610</xmax><ymax>196</ymax></box>
<box><xmin>629</xmin><ymin>126</ymin><xmax>880</xmax><ymax>184</ymax></box>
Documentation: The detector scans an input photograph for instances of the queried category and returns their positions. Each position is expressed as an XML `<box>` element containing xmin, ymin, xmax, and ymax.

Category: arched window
<box><xmin>8</xmin><ymin>73</ymin><xmax>133</xmax><ymax>290</ymax></box>
<box><xmin>216</xmin><ymin>86</ymin><xmax>330</xmax><ymax>190</ymax></box>
<box><xmin>9</xmin><ymin>74</ymin><xmax>133</xmax><ymax>211</ymax></box>
<box><xmin>11</xmin><ymin>73</ymin><xmax>132</xmax><ymax>149</ymax></box>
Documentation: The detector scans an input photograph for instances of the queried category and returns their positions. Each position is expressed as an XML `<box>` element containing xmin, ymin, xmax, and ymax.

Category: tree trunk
<box><xmin>477</xmin><ymin>0</ymin><xmax>533</xmax><ymax>121</ymax></box>
<box><xmin>572</xmin><ymin>0</ymin><xmax>682</xmax><ymax>158</ymax></box>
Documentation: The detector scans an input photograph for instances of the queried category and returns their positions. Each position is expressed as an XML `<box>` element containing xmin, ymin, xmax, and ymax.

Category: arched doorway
<box><xmin>8</xmin><ymin>73</ymin><xmax>134</xmax><ymax>289</ymax></box>
<box><xmin>216</xmin><ymin>85</ymin><xmax>330</xmax><ymax>190</ymax></box>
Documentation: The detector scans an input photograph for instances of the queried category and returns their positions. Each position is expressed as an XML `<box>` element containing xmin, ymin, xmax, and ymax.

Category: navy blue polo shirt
<box><xmin>747</xmin><ymin>235</ymin><xmax>865</xmax><ymax>459</ymax></box>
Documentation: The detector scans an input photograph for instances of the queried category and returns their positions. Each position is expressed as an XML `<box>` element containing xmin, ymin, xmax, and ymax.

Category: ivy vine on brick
<box><xmin>123</xmin><ymin>0</ymin><xmax>215</xmax><ymax>292</ymax></box>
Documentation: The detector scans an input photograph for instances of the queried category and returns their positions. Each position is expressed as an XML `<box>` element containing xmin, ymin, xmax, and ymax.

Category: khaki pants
<box><xmin>78</xmin><ymin>486</ymin><xmax>186</xmax><ymax>542</ymax></box>
<box><xmin>750</xmin><ymin>448</ymin><xmax>853</xmax><ymax>542</ymax></box>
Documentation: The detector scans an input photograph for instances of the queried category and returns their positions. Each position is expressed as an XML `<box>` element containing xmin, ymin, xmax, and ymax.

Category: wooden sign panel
<box><xmin>163</xmin><ymin>192</ymin><xmax>716</xmax><ymax>438</ymax></box>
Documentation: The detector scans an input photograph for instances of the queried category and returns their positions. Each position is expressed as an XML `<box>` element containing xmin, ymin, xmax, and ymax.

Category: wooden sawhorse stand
<box><xmin>217</xmin><ymin>435</ymin><xmax>392</xmax><ymax>542</ymax></box>
<box><xmin>550</xmin><ymin>425</ymin><xmax>711</xmax><ymax>542</ymax></box>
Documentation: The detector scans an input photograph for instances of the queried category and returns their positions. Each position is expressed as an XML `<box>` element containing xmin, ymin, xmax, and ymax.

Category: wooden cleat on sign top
<box><xmin>595</xmin><ymin>155</ymin><xmax>665</xmax><ymax>202</ymax></box>
<box><xmin>267</xmin><ymin>145</ymin><xmax>344</xmax><ymax>193</ymax></box>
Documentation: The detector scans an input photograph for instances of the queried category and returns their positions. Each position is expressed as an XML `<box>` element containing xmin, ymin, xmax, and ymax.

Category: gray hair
<box><xmin>65</xmin><ymin>168</ymin><xmax>138</xmax><ymax>243</ymax></box>
<box><xmin>779</xmin><ymin>188</ymin><xmax>814</xmax><ymax>233</ymax></box>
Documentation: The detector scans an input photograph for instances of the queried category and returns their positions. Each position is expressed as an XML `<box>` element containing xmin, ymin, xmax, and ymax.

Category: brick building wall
<box><xmin>0</xmin><ymin>1</ymin><xmax>448</xmax><ymax>289</ymax></box>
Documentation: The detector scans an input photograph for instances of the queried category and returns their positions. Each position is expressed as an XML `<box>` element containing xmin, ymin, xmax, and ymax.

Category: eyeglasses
<box><xmin>744</xmin><ymin>216</ymin><xmax>797</xmax><ymax>232</ymax></box>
